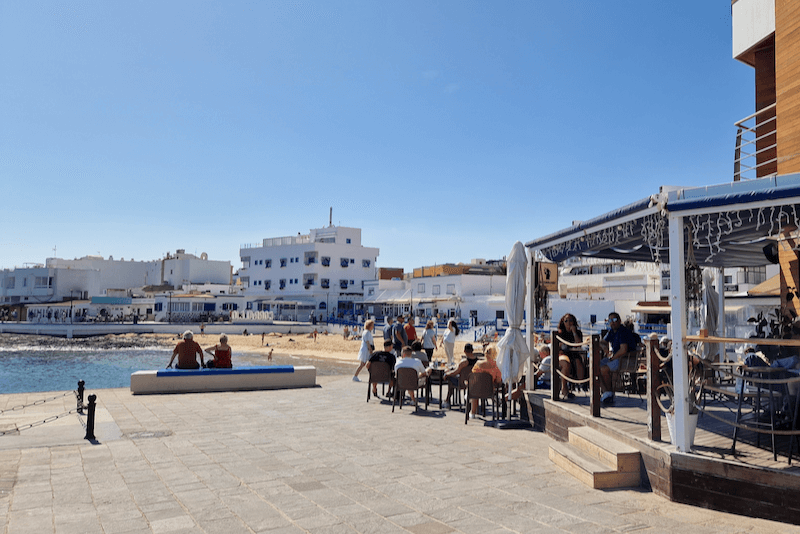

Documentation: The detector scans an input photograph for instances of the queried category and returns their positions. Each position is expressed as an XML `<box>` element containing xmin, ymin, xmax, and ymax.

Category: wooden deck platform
<box><xmin>524</xmin><ymin>387</ymin><xmax>800</xmax><ymax>525</ymax></box>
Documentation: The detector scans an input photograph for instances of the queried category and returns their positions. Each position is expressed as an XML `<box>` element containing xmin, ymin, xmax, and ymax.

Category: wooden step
<box><xmin>568</xmin><ymin>426</ymin><xmax>640</xmax><ymax>473</ymax></box>
<box><xmin>549</xmin><ymin>441</ymin><xmax>641</xmax><ymax>489</ymax></box>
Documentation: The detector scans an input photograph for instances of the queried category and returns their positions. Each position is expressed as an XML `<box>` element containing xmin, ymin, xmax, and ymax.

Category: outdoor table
<box><xmin>427</xmin><ymin>362</ymin><xmax>448</xmax><ymax>409</ymax></box>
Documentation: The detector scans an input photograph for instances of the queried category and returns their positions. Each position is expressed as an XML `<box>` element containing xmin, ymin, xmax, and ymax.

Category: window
<box><xmin>265</xmin><ymin>280</ymin><xmax>271</xmax><ymax>290</ymax></box>
<box><xmin>418</xmin><ymin>283</ymin><xmax>425</xmax><ymax>293</ymax></box>
<box><xmin>346</xmin><ymin>238</ymin><xmax>351</xmax><ymax>244</ymax></box>
<box><xmin>368</xmin><ymin>288</ymin><xmax>375</xmax><ymax>296</ymax></box>
<box><xmin>446</xmin><ymin>284</ymin><xmax>455</xmax><ymax>295</ymax></box>
<box><xmin>222</xmin><ymin>303</ymin><xmax>239</xmax><ymax>311</ymax></box>
<box><xmin>5</xmin><ymin>277</ymin><xmax>14</xmax><ymax>289</ymax></box>
<box><xmin>192</xmin><ymin>302</ymin><xmax>204</xmax><ymax>312</ymax></box>
<box><xmin>23</xmin><ymin>278</ymin><xmax>27</xmax><ymax>287</ymax></box>
<box><xmin>155</xmin><ymin>302</ymin><xmax>163</xmax><ymax>312</ymax></box>
<box><xmin>744</xmin><ymin>266</ymin><xmax>766</xmax><ymax>285</ymax></box>
<box><xmin>35</xmin><ymin>277</ymin><xmax>53</xmax><ymax>289</ymax></box>
<box><xmin>280</xmin><ymin>258</ymin><xmax>287</xmax><ymax>268</ymax></box>
<box><xmin>321</xmin><ymin>278</ymin><xmax>330</xmax><ymax>289</ymax></box>
<box><xmin>290</xmin><ymin>258</ymin><xmax>294</xmax><ymax>263</ymax></box>
<box><xmin>321</xmin><ymin>256</ymin><xmax>331</xmax><ymax>267</ymax></box>
<box><xmin>296</xmin><ymin>257</ymin><xmax>300</xmax><ymax>263</ymax></box>
<box><xmin>362</xmin><ymin>259</ymin><xmax>371</xmax><ymax>268</ymax></box>
<box><xmin>350</xmin><ymin>280</ymin><xmax>354</xmax><ymax>286</ymax></box>
<box><xmin>289</xmin><ymin>279</ymin><xmax>293</xmax><ymax>285</ymax></box>
<box><xmin>350</xmin><ymin>258</ymin><xmax>354</xmax><ymax>264</ymax></box>
<box><xmin>340</xmin><ymin>258</ymin><xmax>349</xmax><ymax>268</ymax></box>
<box><xmin>246</xmin><ymin>302</ymin><xmax>253</xmax><ymax>310</ymax></box>
<box><xmin>241</xmin><ymin>256</ymin><xmax>251</xmax><ymax>269</ymax></box>
<box><xmin>305</xmin><ymin>277</ymin><xmax>315</xmax><ymax>286</ymax></box>
<box><xmin>340</xmin><ymin>279</ymin><xmax>348</xmax><ymax>289</ymax></box>
<box><xmin>265</xmin><ymin>259</ymin><xmax>272</xmax><ymax>268</ymax></box>
<box><xmin>661</xmin><ymin>278</ymin><xmax>671</xmax><ymax>291</ymax></box>
<box><xmin>280</xmin><ymin>279</ymin><xmax>286</xmax><ymax>290</ymax></box>
<box><xmin>432</xmin><ymin>285</ymin><xmax>441</xmax><ymax>295</ymax></box>
<box><xmin>169</xmin><ymin>302</ymin><xmax>190</xmax><ymax>312</ymax></box>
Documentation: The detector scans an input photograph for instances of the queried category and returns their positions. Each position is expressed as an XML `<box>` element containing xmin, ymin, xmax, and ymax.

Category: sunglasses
<box><xmin>610</xmin><ymin>317</ymin><xmax>620</xmax><ymax>323</ymax></box>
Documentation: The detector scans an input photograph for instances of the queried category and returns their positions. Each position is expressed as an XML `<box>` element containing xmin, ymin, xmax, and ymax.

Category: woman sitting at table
<box><xmin>442</xmin><ymin>343</ymin><xmax>479</xmax><ymax>409</ymax></box>
<box><xmin>469</xmin><ymin>345</ymin><xmax>502</xmax><ymax>419</ymax></box>
<box><xmin>556</xmin><ymin>313</ymin><xmax>584</xmax><ymax>399</ymax></box>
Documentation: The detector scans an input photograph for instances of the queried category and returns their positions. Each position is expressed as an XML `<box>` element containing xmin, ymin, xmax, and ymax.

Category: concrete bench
<box><xmin>130</xmin><ymin>365</ymin><xmax>317</xmax><ymax>395</ymax></box>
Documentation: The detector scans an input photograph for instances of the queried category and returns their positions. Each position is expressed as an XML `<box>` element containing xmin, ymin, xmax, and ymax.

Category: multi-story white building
<box><xmin>238</xmin><ymin>226</ymin><xmax>379</xmax><ymax>320</ymax></box>
<box><xmin>0</xmin><ymin>250</ymin><xmax>231</xmax><ymax>307</ymax></box>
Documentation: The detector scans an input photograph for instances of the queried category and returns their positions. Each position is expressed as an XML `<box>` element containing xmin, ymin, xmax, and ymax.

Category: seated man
<box><xmin>167</xmin><ymin>330</ymin><xmax>205</xmax><ymax>369</ymax></box>
<box><xmin>443</xmin><ymin>343</ymin><xmax>479</xmax><ymax>409</ymax></box>
<box><xmin>367</xmin><ymin>340</ymin><xmax>396</xmax><ymax>397</ymax></box>
<box><xmin>394</xmin><ymin>345</ymin><xmax>432</xmax><ymax>403</ymax></box>
<box><xmin>410</xmin><ymin>341</ymin><xmax>429</xmax><ymax>365</ymax></box>
<box><xmin>599</xmin><ymin>312</ymin><xmax>640</xmax><ymax>404</ymax></box>
<box><xmin>533</xmin><ymin>345</ymin><xmax>552</xmax><ymax>388</ymax></box>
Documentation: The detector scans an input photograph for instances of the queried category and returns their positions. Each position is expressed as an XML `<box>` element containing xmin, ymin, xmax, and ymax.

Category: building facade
<box><xmin>238</xmin><ymin>226</ymin><xmax>379</xmax><ymax>319</ymax></box>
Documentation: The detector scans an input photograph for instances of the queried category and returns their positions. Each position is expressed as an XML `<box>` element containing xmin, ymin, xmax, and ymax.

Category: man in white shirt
<box><xmin>394</xmin><ymin>346</ymin><xmax>432</xmax><ymax>403</ymax></box>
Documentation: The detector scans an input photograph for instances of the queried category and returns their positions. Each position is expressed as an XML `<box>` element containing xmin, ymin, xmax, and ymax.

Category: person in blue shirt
<box><xmin>383</xmin><ymin>316</ymin><xmax>394</xmax><ymax>348</ymax></box>
<box><xmin>599</xmin><ymin>312</ymin><xmax>639</xmax><ymax>404</ymax></box>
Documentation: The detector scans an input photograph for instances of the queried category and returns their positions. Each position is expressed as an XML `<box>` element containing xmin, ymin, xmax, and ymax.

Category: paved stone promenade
<box><xmin>0</xmin><ymin>375</ymin><xmax>794</xmax><ymax>533</ymax></box>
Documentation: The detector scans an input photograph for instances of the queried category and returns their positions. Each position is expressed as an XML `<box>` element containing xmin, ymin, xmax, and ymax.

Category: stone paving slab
<box><xmin>0</xmin><ymin>375</ymin><xmax>796</xmax><ymax>533</ymax></box>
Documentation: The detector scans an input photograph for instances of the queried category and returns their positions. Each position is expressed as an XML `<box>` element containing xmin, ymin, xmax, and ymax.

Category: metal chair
<box><xmin>366</xmin><ymin>361</ymin><xmax>392</xmax><ymax>402</ymax></box>
<box><xmin>465</xmin><ymin>372</ymin><xmax>498</xmax><ymax>424</ymax></box>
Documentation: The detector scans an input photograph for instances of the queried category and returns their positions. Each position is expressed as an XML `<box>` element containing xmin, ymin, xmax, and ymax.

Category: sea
<box><xmin>0</xmin><ymin>334</ymin><xmax>354</xmax><ymax>394</ymax></box>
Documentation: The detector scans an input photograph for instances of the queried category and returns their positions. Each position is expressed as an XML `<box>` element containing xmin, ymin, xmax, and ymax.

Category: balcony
<box><xmin>734</xmin><ymin>103</ymin><xmax>776</xmax><ymax>181</ymax></box>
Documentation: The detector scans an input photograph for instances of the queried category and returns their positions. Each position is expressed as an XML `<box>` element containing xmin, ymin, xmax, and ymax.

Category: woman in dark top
<box><xmin>557</xmin><ymin>313</ymin><xmax>584</xmax><ymax>399</ymax></box>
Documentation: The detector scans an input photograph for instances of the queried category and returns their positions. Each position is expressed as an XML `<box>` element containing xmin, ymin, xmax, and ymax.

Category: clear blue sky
<box><xmin>1</xmin><ymin>1</ymin><xmax>752</xmax><ymax>272</ymax></box>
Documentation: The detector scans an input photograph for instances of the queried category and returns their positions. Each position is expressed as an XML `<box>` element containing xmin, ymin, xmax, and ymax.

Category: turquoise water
<box><xmin>0</xmin><ymin>347</ymin><xmax>170</xmax><ymax>394</ymax></box>
<box><xmin>0</xmin><ymin>334</ymin><xmax>354</xmax><ymax>394</ymax></box>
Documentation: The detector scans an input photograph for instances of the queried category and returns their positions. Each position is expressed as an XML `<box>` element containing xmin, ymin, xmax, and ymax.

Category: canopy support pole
<box><xmin>717</xmin><ymin>266</ymin><xmax>726</xmax><ymax>361</ymax></box>
<box><xmin>669</xmin><ymin>213</ymin><xmax>692</xmax><ymax>452</ymax></box>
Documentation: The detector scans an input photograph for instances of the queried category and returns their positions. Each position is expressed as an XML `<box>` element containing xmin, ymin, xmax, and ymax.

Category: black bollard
<box><xmin>77</xmin><ymin>380</ymin><xmax>85</xmax><ymax>414</ymax></box>
<box><xmin>84</xmin><ymin>394</ymin><xmax>96</xmax><ymax>441</ymax></box>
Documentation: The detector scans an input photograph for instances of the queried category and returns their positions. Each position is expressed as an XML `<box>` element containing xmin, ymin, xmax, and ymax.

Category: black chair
<box><xmin>367</xmin><ymin>361</ymin><xmax>392</xmax><ymax>402</ymax></box>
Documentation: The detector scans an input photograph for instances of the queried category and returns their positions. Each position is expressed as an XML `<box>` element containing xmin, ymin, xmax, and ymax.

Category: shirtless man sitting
<box><xmin>167</xmin><ymin>330</ymin><xmax>205</xmax><ymax>369</ymax></box>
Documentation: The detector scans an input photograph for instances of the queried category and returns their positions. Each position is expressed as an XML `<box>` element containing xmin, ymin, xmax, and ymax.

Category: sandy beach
<box><xmin>124</xmin><ymin>330</ymin><xmax>475</xmax><ymax>367</ymax></box>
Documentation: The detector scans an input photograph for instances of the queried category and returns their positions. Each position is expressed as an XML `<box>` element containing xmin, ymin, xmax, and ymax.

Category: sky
<box><xmin>0</xmin><ymin>1</ymin><xmax>754</xmax><ymax>273</ymax></box>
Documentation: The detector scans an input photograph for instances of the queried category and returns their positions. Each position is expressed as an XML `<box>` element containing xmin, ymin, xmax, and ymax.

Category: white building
<box><xmin>238</xmin><ymin>225</ymin><xmax>379</xmax><ymax>320</ymax></box>
<box><xmin>361</xmin><ymin>272</ymin><xmax>507</xmax><ymax>324</ymax></box>
<box><xmin>0</xmin><ymin>251</ymin><xmax>232</xmax><ymax>308</ymax></box>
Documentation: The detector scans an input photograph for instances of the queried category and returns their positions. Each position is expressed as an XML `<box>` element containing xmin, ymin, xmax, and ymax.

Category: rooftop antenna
<box><xmin>329</xmin><ymin>207</ymin><xmax>332</xmax><ymax>227</ymax></box>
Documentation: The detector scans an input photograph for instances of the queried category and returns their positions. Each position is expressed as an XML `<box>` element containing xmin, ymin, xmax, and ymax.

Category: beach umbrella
<box><xmin>496</xmin><ymin>241</ymin><xmax>531</xmax><ymax>420</ymax></box>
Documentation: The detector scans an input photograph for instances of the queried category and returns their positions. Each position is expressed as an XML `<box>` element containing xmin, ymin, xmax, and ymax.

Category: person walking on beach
<box><xmin>440</xmin><ymin>319</ymin><xmax>459</xmax><ymax>365</ymax></box>
<box><xmin>204</xmin><ymin>334</ymin><xmax>233</xmax><ymax>368</ymax></box>
<box><xmin>421</xmin><ymin>320</ymin><xmax>437</xmax><ymax>362</ymax></box>
<box><xmin>167</xmin><ymin>330</ymin><xmax>204</xmax><ymax>369</ymax></box>
<box><xmin>383</xmin><ymin>316</ymin><xmax>393</xmax><ymax>347</ymax></box>
<box><xmin>353</xmin><ymin>319</ymin><xmax>375</xmax><ymax>382</ymax></box>
<box><xmin>404</xmin><ymin>315</ymin><xmax>417</xmax><ymax>344</ymax></box>
<box><xmin>392</xmin><ymin>315</ymin><xmax>408</xmax><ymax>355</ymax></box>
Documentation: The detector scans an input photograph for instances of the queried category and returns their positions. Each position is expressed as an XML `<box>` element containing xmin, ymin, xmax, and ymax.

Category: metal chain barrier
<box><xmin>0</xmin><ymin>407</ymin><xmax>82</xmax><ymax>436</ymax></box>
<box><xmin>0</xmin><ymin>390</ymin><xmax>75</xmax><ymax>415</ymax></box>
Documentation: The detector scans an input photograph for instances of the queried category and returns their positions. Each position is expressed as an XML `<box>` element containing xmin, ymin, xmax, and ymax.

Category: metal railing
<box><xmin>734</xmin><ymin>103</ymin><xmax>777</xmax><ymax>181</ymax></box>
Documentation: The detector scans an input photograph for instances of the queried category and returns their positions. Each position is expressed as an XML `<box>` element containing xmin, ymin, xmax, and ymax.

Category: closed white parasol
<box><xmin>496</xmin><ymin>241</ymin><xmax>531</xmax><ymax>422</ymax></box>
